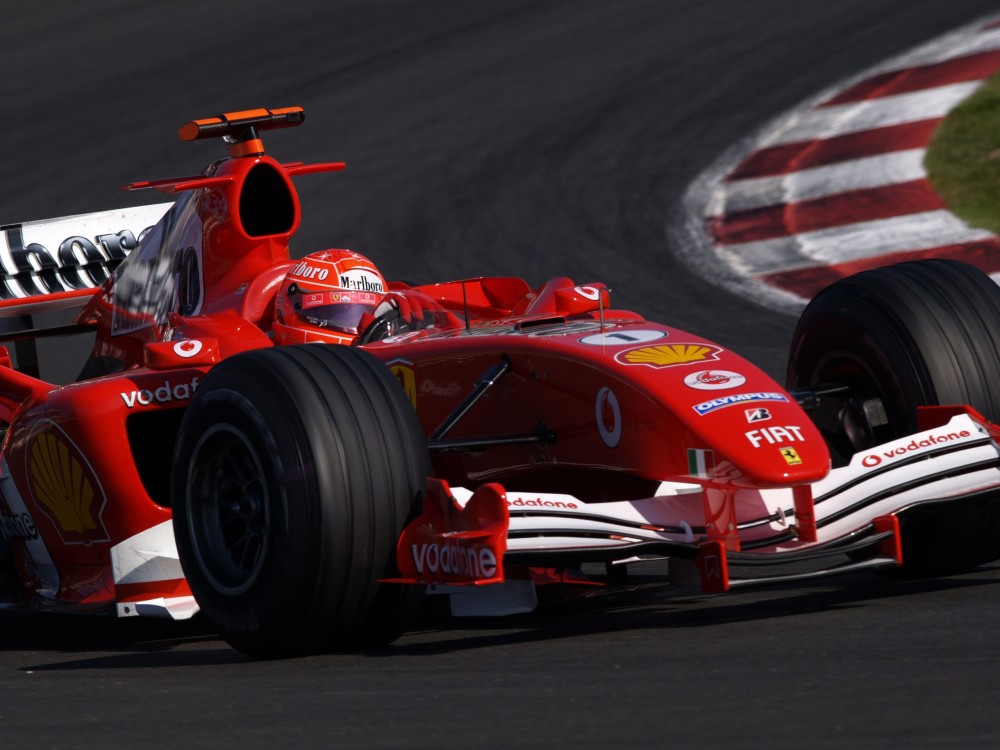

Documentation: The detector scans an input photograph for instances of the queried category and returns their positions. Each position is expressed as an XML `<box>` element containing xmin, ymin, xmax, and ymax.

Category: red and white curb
<box><xmin>673</xmin><ymin>14</ymin><xmax>1000</xmax><ymax>312</ymax></box>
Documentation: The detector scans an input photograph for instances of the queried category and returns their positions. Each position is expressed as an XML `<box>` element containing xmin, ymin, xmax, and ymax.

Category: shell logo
<box><xmin>27</xmin><ymin>429</ymin><xmax>109</xmax><ymax>546</ymax></box>
<box><xmin>616</xmin><ymin>343</ymin><xmax>721</xmax><ymax>368</ymax></box>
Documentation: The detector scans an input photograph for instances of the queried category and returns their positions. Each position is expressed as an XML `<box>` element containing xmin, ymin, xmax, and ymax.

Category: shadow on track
<box><xmin>9</xmin><ymin>563</ymin><xmax>1000</xmax><ymax>670</ymax></box>
<box><xmin>0</xmin><ymin>610</ymin><xmax>235</xmax><ymax>663</ymax></box>
<box><xmin>386</xmin><ymin>564</ymin><xmax>1000</xmax><ymax>655</ymax></box>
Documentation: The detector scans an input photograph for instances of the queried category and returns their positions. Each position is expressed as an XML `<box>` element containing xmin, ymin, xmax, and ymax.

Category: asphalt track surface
<box><xmin>3</xmin><ymin>2</ymin><xmax>1000</xmax><ymax>747</ymax></box>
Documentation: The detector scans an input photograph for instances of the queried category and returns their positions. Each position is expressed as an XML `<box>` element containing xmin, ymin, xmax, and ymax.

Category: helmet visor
<box><xmin>296</xmin><ymin>289</ymin><xmax>381</xmax><ymax>334</ymax></box>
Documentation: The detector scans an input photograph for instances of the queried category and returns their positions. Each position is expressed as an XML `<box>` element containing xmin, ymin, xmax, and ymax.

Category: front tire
<box><xmin>787</xmin><ymin>259</ymin><xmax>1000</xmax><ymax>575</ymax></box>
<box><xmin>787</xmin><ymin>259</ymin><xmax>1000</xmax><ymax>464</ymax></box>
<box><xmin>171</xmin><ymin>345</ymin><xmax>428</xmax><ymax>657</ymax></box>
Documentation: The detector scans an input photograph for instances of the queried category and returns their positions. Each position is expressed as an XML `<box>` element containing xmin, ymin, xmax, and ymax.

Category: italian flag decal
<box><xmin>687</xmin><ymin>448</ymin><xmax>715</xmax><ymax>478</ymax></box>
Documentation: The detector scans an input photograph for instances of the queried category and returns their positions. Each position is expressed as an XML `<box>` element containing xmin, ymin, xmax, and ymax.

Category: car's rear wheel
<box><xmin>787</xmin><ymin>259</ymin><xmax>1000</xmax><ymax>574</ymax></box>
<box><xmin>171</xmin><ymin>344</ymin><xmax>428</xmax><ymax>657</ymax></box>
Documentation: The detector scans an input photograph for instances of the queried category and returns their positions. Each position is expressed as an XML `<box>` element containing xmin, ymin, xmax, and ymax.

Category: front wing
<box><xmin>391</xmin><ymin>410</ymin><xmax>1000</xmax><ymax>612</ymax></box>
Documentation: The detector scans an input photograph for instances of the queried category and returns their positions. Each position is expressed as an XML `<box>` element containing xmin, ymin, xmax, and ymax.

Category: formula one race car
<box><xmin>1</xmin><ymin>107</ymin><xmax>1000</xmax><ymax>657</ymax></box>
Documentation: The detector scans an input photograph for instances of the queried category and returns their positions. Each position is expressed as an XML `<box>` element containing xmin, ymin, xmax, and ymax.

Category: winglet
<box><xmin>386</xmin><ymin>479</ymin><xmax>509</xmax><ymax>586</ymax></box>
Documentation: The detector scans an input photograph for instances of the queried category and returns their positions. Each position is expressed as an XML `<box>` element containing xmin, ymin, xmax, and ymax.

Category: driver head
<box><xmin>272</xmin><ymin>249</ymin><xmax>387</xmax><ymax>345</ymax></box>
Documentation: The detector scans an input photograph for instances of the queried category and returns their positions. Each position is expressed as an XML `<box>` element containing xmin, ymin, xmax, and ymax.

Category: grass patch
<box><xmin>926</xmin><ymin>71</ymin><xmax>1000</xmax><ymax>234</ymax></box>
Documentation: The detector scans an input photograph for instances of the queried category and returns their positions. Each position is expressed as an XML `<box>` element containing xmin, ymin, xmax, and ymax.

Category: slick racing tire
<box><xmin>171</xmin><ymin>344</ymin><xmax>428</xmax><ymax>658</ymax></box>
<box><xmin>787</xmin><ymin>259</ymin><xmax>1000</xmax><ymax>465</ymax></box>
<box><xmin>787</xmin><ymin>260</ymin><xmax>1000</xmax><ymax>576</ymax></box>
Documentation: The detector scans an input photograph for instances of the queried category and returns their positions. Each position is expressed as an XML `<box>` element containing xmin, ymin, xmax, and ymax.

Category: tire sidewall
<box><xmin>172</xmin><ymin>379</ymin><xmax>326</xmax><ymax>642</ymax></box>
<box><xmin>171</xmin><ymin>345</ymin><xmax>429</xmax><ymax>656</ymax></box>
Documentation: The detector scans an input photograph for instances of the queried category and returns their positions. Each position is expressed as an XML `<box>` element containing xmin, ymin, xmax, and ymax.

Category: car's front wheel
<box><xmin>787</xmin><ymin>259</ymin><xmax>1000</xmax><ymax>464</ymax></box>
<box><xmin>171</xmin><ymin>344</ymin><xmax>428</xmax><ymax>657</ymax></box>
<box><xmin>787</xmin><ymin>259</ymin><xmax>1000</xmax><ymax>575</ymax></box>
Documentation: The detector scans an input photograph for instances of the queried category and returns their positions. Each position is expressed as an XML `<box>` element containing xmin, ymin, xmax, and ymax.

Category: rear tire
<box><xmin>171</xmin><ymin>344</ymin><xmax>428</xmax><ymax>657</ymax></box>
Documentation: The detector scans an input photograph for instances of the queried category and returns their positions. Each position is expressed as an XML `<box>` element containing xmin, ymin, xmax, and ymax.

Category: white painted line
<box><xmin>758</xmin><ymin>82</ymin><xmax>979</xmax><ymax>148</ymax></box>
<box><xmin>670</xmin><ymin>13</ymin><xmax>1000</xmax><ymax>314</ymax></box>
<box><xmin>718</xmin><ymin>210</ymin><xmax>996</xmax><ymax>275</ymax></box>
<box><xmin>708</xmin><ymin>149</ymin><xmax>927</xmax><ymax>215</ymax></box>
<box><xmin>874</xmin><ymin>23</ymin><xmax>1000</xmax><ymax>74</ymax></box>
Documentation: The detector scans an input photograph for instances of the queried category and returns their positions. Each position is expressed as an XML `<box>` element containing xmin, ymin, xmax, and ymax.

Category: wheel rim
<box><xmin>186</xmin><ymin>424</ymin><xmax>270</xmax><ymax>595</ymax></box>
<box><xmin>808</xmin><ymin>353</ymin><xmax>901</xmax><ymax>458</ymax></box>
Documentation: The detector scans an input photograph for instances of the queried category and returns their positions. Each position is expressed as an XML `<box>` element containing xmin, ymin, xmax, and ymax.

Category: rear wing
<box><xmin>0</xmin><ymin>204</ymin><xmax>171</xmax><ymax>378</ymax></box>
<box><xmin>0</xmin><ymin>203</ymin><xmax>172</xmax><ymax>318</ymax></box>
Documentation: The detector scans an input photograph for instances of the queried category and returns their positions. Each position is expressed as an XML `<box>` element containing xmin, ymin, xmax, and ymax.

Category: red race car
<box><xmin>2</xmin><ymin>107</ymin><xmax>999</xmax><ymax>657</ymax></box>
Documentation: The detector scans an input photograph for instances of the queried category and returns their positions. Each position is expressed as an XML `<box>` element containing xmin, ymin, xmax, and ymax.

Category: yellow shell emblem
<box><xmin>29</xmin><ymin>432</ymin><xmax>100</xmax><ymax>534</ymax></box>
<box><xmin>619</xmin><ymin>343</ymin><xmax>720</xmax><ymax>367</ymax></box>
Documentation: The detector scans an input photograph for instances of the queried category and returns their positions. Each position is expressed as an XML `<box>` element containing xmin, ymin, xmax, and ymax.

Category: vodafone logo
<box><xmin>506</xmin><ymin>496</ymin><xmax>579</xmax><ymax>510</ymax></box>
<box><xmin>173</xmin><ymin>339</ymin><xmax>203</xmax><ymax>358</ymax></box>
<box><xmin>411</xmin><ymin>541</ymin><xmax>497</xmax><ymax>579</ymax></box>
<box><xmin>595</xmin><ymin>386</ymin><xmax>621</xmax><ymax>448</ymax></box>
<box><xmin>120</xmin><ymin>378</ymin><xmax>200</xmax><ymax>408</ymax></box>
<box><xmin>684</xmin><ymin>370</ymin><xmax>747</xmax><ymax>391</ymax></box>
<box><xmin>861</xmin><ymin>429</ymin><xmax>972</xmax><ymax>467</ymax></box>
<box><xmin>574</xmin><ymin>285</ymin><xmax>601</xmax><ymax>300</ymax></box>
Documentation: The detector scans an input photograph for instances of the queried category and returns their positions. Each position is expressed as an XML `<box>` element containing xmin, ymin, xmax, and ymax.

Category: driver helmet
<box><xmin>273</xmin><ymin>249</ymin><xmax>387</xmax><ymax>345</ymax></box>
